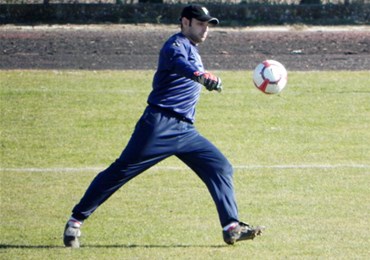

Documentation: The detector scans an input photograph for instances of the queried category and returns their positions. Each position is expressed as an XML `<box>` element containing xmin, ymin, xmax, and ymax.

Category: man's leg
<box><xmin>176</xmin><ymin>132</ymin><xmax>239</xmax><ymax>228</ymax></box>
<box><xmin>71</xmin><ymin>112</ymin><xmax>171</xmax><ymax>221</ymax></box>
<box><xmin>64</xmin><ymin>107</ymin><xmax>177</xmax><ymax>247</ymax></box>
<box><xmin>64</xmin><ymin>152</ymin><xmax>168</xmax><ymax>248</ymax></box>
<box><xmin>176</xmin><ymin>129</ymin><xmax>265</xmax><ymax>245</ymax></box>
<box><xmin>71</xmin><ymin>155</ymin><xmax>168</xmax><ymax>221</ymax></box>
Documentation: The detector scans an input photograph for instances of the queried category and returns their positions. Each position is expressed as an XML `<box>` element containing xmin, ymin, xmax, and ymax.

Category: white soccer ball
<box><xmin>253</xmin><ymin>60</ymin><xmax>288</xmax><ymax>94</ymax></box>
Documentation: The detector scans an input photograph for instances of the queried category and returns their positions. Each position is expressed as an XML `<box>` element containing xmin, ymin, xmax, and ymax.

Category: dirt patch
<box><xmin>0</xmin><ymin>24</ymin><xmax>369</xmax><ymax>71</ymax></box>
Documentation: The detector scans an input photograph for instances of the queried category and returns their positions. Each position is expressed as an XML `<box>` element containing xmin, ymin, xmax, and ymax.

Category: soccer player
<box><xmin>63</xmin><ymin>5</ymin><xmax>264</xmax><ymax>248</ymax></box>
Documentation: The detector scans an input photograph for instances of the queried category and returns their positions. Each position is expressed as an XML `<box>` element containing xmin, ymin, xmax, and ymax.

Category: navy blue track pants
<box><xmin>72</xmin><ymin>105</ymin><xmax>239</xmax><ymax>227</ymax></box>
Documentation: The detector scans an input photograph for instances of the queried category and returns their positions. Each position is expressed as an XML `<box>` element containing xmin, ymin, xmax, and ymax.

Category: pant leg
<box><xmin>72</xmin><ymin>107</ymin><xmax>177</xmax><ymax>221</ymax></box>
<box><xmin>176</xmin><ymin>129</ymin><xmax>239</xmax><ymax>227</ymax></box>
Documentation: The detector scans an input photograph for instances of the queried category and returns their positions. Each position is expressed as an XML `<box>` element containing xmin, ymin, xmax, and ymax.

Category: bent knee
<box><xmin>219</xmin><ymin>161</ymin><xmax>234</xmax><ymax>177</ymax></box>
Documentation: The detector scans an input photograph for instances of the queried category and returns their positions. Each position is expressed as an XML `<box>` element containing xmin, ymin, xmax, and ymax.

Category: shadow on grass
<box><xmin>0</xmin><ymin>244</ymin><xmax>64</xmax><ymax>249</ymax></box>
<box><xmin>0</xmin><ymin>244</ymin><xmax>228</xmax><ymax>249</ymax></box>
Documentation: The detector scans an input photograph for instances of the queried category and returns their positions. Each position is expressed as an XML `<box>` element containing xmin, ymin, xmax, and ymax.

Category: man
<box><xmin>63</xmin><ymin>5</ymin><xmax>264</xmax><ymax>248</ymax></box>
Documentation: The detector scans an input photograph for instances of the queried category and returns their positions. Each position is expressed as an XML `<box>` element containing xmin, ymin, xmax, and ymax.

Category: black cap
<box><xmin>180</xmin><ymin>5</ymin><xmax>219</xmax><ymax>25</ymax></box>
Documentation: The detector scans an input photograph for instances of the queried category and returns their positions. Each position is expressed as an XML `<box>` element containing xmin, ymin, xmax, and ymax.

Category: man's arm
<box><xmin>166</xmin><ymin>41</ymin><xmax>222</xmax><ymax>92</ymax></box>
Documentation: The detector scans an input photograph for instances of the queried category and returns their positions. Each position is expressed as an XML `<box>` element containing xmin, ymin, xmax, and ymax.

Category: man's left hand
<box><xmin>192</xmin><ymin>71</ymin><xmax>223</xmax><ymax>92</ymax></box>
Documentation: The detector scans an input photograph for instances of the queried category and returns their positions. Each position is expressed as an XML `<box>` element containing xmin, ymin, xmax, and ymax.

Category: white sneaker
<box><xmin>63</xmin><ymin>221</ymin><xmax>81</xmax><ymax>248</ymax></box>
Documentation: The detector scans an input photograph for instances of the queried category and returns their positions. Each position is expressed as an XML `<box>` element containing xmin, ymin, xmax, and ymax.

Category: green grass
<box><xmin>1</xmin><ymin>70</ymin><xmax>369</xmax><ymax>259</ymax></box>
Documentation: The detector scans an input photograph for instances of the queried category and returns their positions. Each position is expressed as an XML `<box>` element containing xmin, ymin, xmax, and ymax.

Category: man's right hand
<box><xmin>192</xmin><ymin>71</ymin><xmax>223</xmax><ymax>92</ymax></box>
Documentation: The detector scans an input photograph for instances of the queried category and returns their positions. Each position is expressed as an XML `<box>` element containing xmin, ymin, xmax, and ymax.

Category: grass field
<box><xmin>1</xmin><ymin>70</ymin><xmax>369</xmax><ymax>259</ymax></box>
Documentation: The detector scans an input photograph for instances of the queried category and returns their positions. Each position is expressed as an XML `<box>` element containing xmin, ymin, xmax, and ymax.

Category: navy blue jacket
<box><xmin>147</xmin><ymin>33</ymin><xmax>205</xmax><ymax>123</ymax></box>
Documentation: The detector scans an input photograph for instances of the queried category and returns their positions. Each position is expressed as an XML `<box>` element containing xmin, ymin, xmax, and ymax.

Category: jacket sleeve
<box><xmin>163</xmin><ymin>40</ymin><xmax>200</xmax><ymax>79</ymax></box>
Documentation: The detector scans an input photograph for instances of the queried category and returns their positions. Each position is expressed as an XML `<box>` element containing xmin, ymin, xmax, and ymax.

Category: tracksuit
<box><xmin>71</xmin><ymin>32</ymin><xmax>239</xmax><ymax>227</ymax></box>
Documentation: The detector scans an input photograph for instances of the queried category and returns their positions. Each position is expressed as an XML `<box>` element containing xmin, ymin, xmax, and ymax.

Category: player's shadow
<box><xmin>86</xmin><ymin>244</ymin><xmax>228</xmax><ymax>248</ymax></box>
<box><xmin>0</xmin><ymin>244</ymin><xmax>63</xmax><ymax>249</ymax></box>
<box><xmin>0</xmin><ymin>244</ymin><xmax>227</xmax><ymax>249</ymax></box>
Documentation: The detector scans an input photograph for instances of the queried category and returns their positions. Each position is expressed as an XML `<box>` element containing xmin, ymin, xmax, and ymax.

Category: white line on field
<box><xmin>1</xmin><ymin>164</ymin><xmax>369</xmax><ymax>173</ymax></box>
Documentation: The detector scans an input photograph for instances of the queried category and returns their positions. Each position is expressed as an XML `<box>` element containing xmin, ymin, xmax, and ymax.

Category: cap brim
<box><xmin>180</xmin><ymin>16</ymin><xmax>220</xmax><ymax>25</ymax></box>
<box><xmin>207</xmin><ymin>18</ymin><xmax>219</xmax><ymax>25</ymax></box>
<box><xmin>196</xmin><ymin>15</ymin><xmax>219</xmax><ymax>25</ymax></box>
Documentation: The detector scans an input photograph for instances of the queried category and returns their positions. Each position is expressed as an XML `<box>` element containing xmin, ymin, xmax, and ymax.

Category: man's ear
<box><xmin>181</xmin><ymin>17</ymin><xmax>191</xmax><ymax>27</ymax></box>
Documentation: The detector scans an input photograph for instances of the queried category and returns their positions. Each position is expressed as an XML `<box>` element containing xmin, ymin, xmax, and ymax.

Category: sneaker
<box><xmin>223</xmin><ymin>222</ymin><xmax>265</xmax><ymax>245</ymax></box>
<box><xmin>63</xmin><ymin>221</ymin><xmax>81</xmax><ymax>248</ymax></box>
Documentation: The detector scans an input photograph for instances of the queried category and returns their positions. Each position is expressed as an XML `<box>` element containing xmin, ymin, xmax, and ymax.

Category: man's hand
<box><xmin>192</xmin><ymin>71</ymin><xmax>223</xmax><ymax>92</ymax></box>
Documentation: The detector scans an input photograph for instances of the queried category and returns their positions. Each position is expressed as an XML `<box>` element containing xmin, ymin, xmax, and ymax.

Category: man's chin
<box><xmin>190</xmin><ymin>37</ymin><xmax>205</xmax><ymax>45</ymax></box>
<box><xmin>197</xmin><ymin>37</ymin><xmax>206</xmax><ymax>43</ymax></box>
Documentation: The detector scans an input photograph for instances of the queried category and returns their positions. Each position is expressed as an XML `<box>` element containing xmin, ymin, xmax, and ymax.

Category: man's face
<box><xmin>182</xmin><ymin>18</ymin><xmax>209</xmax><ymax>44</ymax></box>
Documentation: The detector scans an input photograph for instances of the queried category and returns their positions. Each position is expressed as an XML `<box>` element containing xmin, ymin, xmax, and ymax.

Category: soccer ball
<box><xmin>253</xmin><ymin>60</ymin><xmax>288</xmax><ymax>94</ymax></box>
